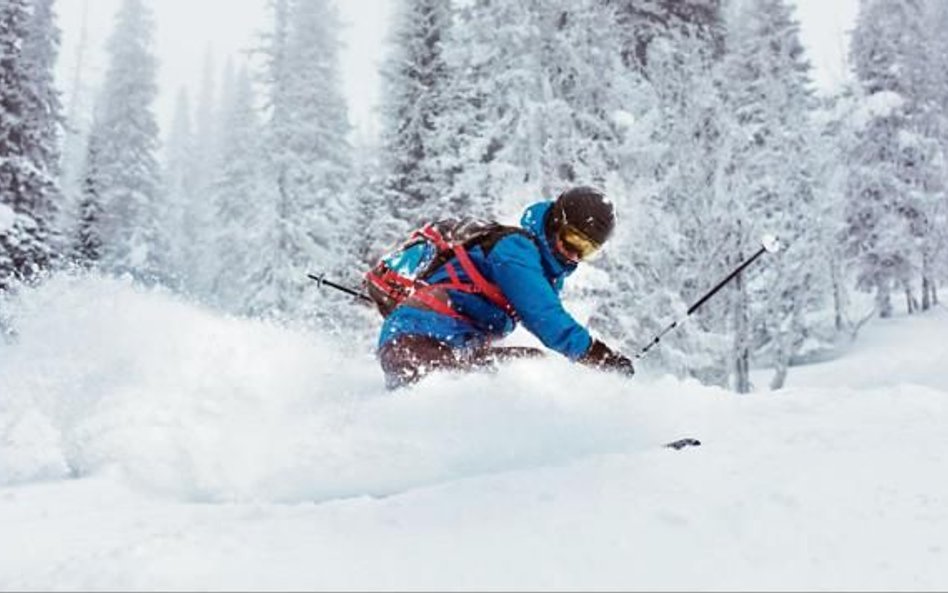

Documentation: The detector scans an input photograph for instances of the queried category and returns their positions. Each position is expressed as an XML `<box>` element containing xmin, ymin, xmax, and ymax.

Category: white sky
<box><xmin>55</xmin><ymin>0</ymin><xmax>391</xmax><ymax>144</ymax></box>
<box><xmin>792</xmin><ymin>0</ymin><xmax>859</xmax><ymax>94</ymax></box>
<box><xmin>54</xmin><ymin>0</ymin><xmax>858</xmax><ymax>146</ymax></box>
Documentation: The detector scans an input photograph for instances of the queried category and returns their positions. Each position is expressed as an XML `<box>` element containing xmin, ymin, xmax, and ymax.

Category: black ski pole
<box><xmin>635</xmin><ymin>235</ymin><xmax>782</xmax><ymax>359</ymax></box>
<box><xmin>307</xmin><ymin>273</ymin><xmax>373</xmax><ymax>303</ymax></box>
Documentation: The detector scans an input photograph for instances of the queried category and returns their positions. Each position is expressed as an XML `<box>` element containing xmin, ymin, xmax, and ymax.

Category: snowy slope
<box><xmin>1</xmin><ymin>274</ymin><xmax>947</xmax><ymax>590</ymax></box>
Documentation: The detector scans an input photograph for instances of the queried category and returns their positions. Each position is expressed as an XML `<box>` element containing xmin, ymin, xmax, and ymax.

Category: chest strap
<box><xmin>414</xmin><ymin>224</ymin><xmax>519</xmax><ymax>322</ymax></box>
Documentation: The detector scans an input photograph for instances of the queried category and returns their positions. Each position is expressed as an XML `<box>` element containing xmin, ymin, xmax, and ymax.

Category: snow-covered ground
<box><xmin>1</xmin><ymin>274</ymin><xmax>947</xmax><ymax>590</ymax></box>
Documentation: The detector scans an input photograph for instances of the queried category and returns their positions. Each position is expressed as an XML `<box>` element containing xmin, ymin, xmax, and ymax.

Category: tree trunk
<box><xmin>905</xmin><ymin>284</ymin><xmax>918</xmax><ymax>314</ymax></box>
<box><xmin>770</xmin><ymin>344</ymin><xmax>788</xmax><ymax>390</ymax></box>
<box><xmin>921</xmin><ymin>250</ymin><xmax>933</xmax><ymax>311</ymax></box>
<box><xmin>733</xmin><ymin>269</ymin><xmax>751</xmax><ymax>394</ymax></box>
<box><xmin>876</xmin><ymin>278</ymin><xmax>892</xmax><ymax>318</ymax></box>
<box><xmin>830</xmin><ymin>255</ymin><xmax>848</xmax><ymax>331</ymax></box>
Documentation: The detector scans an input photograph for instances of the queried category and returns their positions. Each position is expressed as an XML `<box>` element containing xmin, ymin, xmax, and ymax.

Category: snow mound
<box><xmin>0</xmin><ymin>273</ymin><xmax>692</xmax><ymax>502</ymax></box>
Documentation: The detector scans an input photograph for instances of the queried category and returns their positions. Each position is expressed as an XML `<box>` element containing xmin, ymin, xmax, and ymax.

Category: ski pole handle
<box><xmin>307</xmin><ymin>273</ymin><xmax>373</xmax><ymax>303</ymax></box>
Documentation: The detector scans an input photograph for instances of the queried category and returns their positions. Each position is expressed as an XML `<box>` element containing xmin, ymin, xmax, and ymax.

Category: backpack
<box><xmin>364</xmin><ymin>218</ymin><xmax>528</xmax><ymax>321</ymax></box>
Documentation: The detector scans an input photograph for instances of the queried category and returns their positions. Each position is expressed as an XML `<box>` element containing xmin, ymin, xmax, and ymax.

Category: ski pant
<box><xmin>378</xmin><ymin>334</ymin><xmax>544</xmax><ymax>390</ymax></box>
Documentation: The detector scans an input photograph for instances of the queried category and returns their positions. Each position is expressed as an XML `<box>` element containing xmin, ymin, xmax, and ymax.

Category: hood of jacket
<box><xmin>520</xmin><ymin>200</ymin><xmax>577</xmax><ymax>281</ymax></box>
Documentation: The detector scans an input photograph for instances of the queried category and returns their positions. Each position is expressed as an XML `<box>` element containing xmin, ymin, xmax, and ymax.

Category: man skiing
<box><xmin>376</xmin><ymin>186</ymin><xmax>636</xmax><ymax>389</ymax></box>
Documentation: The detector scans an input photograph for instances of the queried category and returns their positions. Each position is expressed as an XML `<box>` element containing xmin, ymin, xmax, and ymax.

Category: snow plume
<box><xmin>0</xmin><ymin>273</ymin><xmax>677</xmax><ymax>502</ymax></box>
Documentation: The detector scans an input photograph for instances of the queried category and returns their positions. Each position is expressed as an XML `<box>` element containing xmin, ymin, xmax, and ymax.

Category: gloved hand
<box><xmin>578</xmin><ymin>338</ymin><xmax>636</xmax><ymax>378</ymax></box>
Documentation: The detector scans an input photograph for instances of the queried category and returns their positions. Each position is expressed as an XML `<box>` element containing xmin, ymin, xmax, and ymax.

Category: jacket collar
<box><xmin>520</xmin><ymin>201</ymin><xmax>577</xmax><ymax>279</ymax></box>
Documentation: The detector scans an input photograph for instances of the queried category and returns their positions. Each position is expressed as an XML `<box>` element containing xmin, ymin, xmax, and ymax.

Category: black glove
<box><xmin>578</xmin><ymin>338</ymin><xmax>635</xmax><ymax>377</ymax></box>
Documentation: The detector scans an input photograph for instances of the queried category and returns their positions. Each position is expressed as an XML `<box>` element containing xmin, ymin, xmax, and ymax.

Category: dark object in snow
<box><xmin>664</xmin><ymin>438</ymin><xmax>702</xmax><ymax>450</ymax></box>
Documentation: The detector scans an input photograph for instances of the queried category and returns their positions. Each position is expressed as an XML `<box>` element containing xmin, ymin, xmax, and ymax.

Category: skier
<box><xmin>377</xmin><ymin>186</ymin><xmax>637</xmax><ymax>389</ymax></box>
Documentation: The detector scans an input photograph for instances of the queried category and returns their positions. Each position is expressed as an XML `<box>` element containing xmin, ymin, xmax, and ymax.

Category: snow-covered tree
<box><xmin>349</xmin><ymin>133</ymin><xmax>389</xmax><ymax>268</ymax></box>
<box><xmin>714</xmin><ymin>0</ymin><xmax>824</xmax><ymax>391</ymax></box>
<box><xmin>194</xmin><ymin>49</ymin><xmax>219</xmax><ymax>188</ymax></box>
<box><xmin>258</xmin><ymin>0</ymin><xmax>353</xmax><ymax>320</ymax></box>
<box><xmin>21</xmin><ymin>0</ymin><xmax>62</xmax><ymax>183</ymax></box>
<box><xmin>435</xmin><ymin>0</ymin><xmax>543</xmax><ymax>218</ymax></box>
<box><xmin>379</xmin><ymin>0</ymin><xmax>453</xmax><ymax>234</ymax></box>
<box><xmin>181</xmin><ymin>50</ymin><xmax>222</xmax><ymax>296</ymax></box>
<box><xmin>210</xmin><ymin>63</ymin><xmax>275</xmax><ymax>315</ymax></box>
<box><xmin>73</xmin><ymin>128</ymin><xmax>104</xmax><ymax>266</ymax></box>
<box><xmin>87</xmin><ymin>0</ymin><xmax>165</xmax><ymax>281</ymax></box>
<box><xmin>59</xmin><ymin>0</ymin><xmax>93</xmax><ymax>235</ymax></box>
<box><xmin>811</xmin><ymin>90</ymin><xmax>860</xmax><ymax>333</ymax></box>
<box><xmin>162</xmin><ymin>88</ymin><xmax>199</xmax><ymax>289</ymax></box>
<box><xmin>589</xmin><ymin>4</ymin><xmax>729</xmax><ymax>386</ymax></box>
<box><xmin>912</xmin><ymin>0</ymin><xmax>948</xmax><ymax>310</ymax></box>
<box><xmin>0</xmin><ymin>0</ymin><xmax>63</xmax><ymax>290</ymax></box>
<box><xmin>438</xmin><ymin>0</ymin><xmax>636</xmax><ymax>219</ymax></box>
<box><xmin>846</xmin><ymin>0</ymin><xmax>943</xmax><ymax>317</ymax></box>
<box><xmin>600</xmin><ymin>0</ymin><xmax>824</xmax><ymax>391</ymax></box>
<box><xmin>611</xmin><ymin>0</ymin><xmax>724</xmax><ymax>71</ymax></box>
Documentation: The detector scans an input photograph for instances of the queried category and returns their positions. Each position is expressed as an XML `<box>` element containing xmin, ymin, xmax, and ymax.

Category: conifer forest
<box><xmin>2</xmin><ymin>0</ymin><xmax>946</xmax><ymax>392</ymax></box>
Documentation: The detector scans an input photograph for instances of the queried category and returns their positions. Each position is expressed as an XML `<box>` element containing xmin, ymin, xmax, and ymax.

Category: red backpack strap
<box><xmin>414</xmin><ymin>222</ymin><xmax>519</xmax><ymax>322</ymax></box>
<box><xmin>366</xmin><ymin>268</ymin><xmax>415</xmax><ymax>293</ymax></box>
<box><xmin>417</xmin><ymin>224</ymin><xmax>451</xmax><ymax>251</ymax></box>
<box><xmin>451</xmin><ymin>244</ymin><xmax>518</xmax><ymax>320</ymax></box>
<box><xmin>409</xmin><ymin>285</ymin><xmax>469</xmax><ymax>321</ymax></box>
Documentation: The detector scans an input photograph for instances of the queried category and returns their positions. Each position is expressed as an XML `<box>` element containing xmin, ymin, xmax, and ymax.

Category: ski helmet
<box><xmin>547</xmin><ymin>186</ymin><xmax>616</xmax><ymax>262</ymax></box>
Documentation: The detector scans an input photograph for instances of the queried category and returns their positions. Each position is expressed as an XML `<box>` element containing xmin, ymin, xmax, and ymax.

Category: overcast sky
<box><xmin>55</xmin><ymin>0</ymin><xmax>391</xmax><ymax>144</ymax></box>
<box><xmin>54</xmin><ymin>0</ymin><xmax>858</xmax><ymax>146</ymax></box>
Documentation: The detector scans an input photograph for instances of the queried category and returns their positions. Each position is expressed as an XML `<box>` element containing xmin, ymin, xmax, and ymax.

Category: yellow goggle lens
<box><xmin>557</xmin><ymin>226</ymin><xmax>602</xmax><ymax>261</ymax></box>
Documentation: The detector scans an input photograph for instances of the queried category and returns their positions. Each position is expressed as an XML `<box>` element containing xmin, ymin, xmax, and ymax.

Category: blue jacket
<box><xmin>378</xmin><ymin>201</ymin><xmax>593</xmax><ymax>360</ymax></box>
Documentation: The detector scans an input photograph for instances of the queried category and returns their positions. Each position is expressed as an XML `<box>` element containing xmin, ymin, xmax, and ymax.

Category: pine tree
<box><xmin>211</xmin><ymin>63</ymin><xmax>274</xmax><ymax>315</ymax></box>
<box><xmin>88</xmin><ymin>0</ymin><xmax>165</xmax><ymax>281</ymax></box>
<box><xmin>60</xmin><ymin>0</ymin><xmax>92</xmax><ymax>237</ymax></box>
<box><xmin>715</xmin><ymin>0</ymin><xmax>823</xmax><ymax>391</ymax></box>
<box><xmin>379</xmin><ymin>0</ymin><xmax>453</xmax><ymax>234</ymax></box>
<box><xmin>929</xmin><ymin>0</ymin><xmax>948</xmax><ymax>306</ymax></box>
<box><xmin>259</xmin><ymin>0</ymin><xmax>353</xmax><ymax>320</ymax></box>
<box><xmin>910</xmin><ymin>0</ymin><xmax>947</xmax><ymax>311</ymax></box>
<box><xmin>180</xmin><ymin>49</ymin><xmax>221</xmax><ymax>297</ymax></box>
<box><xmin>73</xmin><ymin>129</ymin><xmax>104</xmax><ymax>266</ymax></box>
<box><xmin>434</xmin><ymin>0</ymin><xmax>540</xmax><ymax>218</ymax></box>
<box><xmin>611</xmin><ymin>0</ymin><xmax>724</xmax><ymax>71</ymax></box>
<box><xmin>812</xmin><ymin>90</ymin><xmax>859</xmax><ymax>333</ymax></box>
<box><xmin>438</xmin><ymin>0</ymin><xmax>635</xmax><ymax>219</ymax></box>
<box><xmin>0</xmin><ymin>0</ymin><xmax>63</xmax><ymax>289</ymax></box>
<box><xmin>21</xmin><ymin>0</ymin><xmax>62</xmax><ymax>182</ymax></box>
<box><xmin>591</xmin><ymin>4</ymin><xmax>729</xmax><ymax>386</ymax></box>
<box><xmin>846</xmin><ymin>0</ymin><xmax>935</xmax><ymax>317</ymax></box>
<box><xmin>162</xmin><ymin>88</ymin><xmax>199</xmax><ymax>289</ymax></box>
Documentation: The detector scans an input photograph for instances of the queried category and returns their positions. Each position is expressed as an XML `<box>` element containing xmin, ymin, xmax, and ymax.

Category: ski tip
<box><xmin>664</xmin><ymin>438</ymin><xmax>701</xmax><ymax>450</ymax></box>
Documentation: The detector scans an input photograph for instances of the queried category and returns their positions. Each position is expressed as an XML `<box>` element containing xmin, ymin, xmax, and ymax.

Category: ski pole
<box><xmin>307</xmin><ymin>273</ymin><xmax>373</xmax><ymax>303</ymax></box>
<box><xmin>635</xmin><ymin>234</ymin><xmax>782</xmax><ymax>359</ymax></box>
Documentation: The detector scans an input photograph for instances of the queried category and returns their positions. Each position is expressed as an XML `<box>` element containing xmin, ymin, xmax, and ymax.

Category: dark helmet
<box><xmin>546</xmin><ymin>186</ymin><xmax>616</xmax><ymax>262</ymax></box>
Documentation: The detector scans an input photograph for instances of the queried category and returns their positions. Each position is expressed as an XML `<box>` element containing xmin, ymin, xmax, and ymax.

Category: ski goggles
<box><xmin>556</xmin><ymin>225</ymin><xmax>602</xmax><ymax>262</ymax></box>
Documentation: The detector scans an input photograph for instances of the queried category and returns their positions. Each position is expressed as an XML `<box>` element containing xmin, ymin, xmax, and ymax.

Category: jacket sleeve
<box><xmin>487</xmin><ymin>234</ymin><xmax>592</xmax><ymax>360</ymax></box>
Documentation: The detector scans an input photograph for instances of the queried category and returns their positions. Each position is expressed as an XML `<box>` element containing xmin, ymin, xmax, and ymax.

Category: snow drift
<box><xmin>2</xmin><ymin>274</ymin><xmax>947</xmax><ymax>590</ymax></box>
<box><xmin>0</xmin><ymin>274</ymin><xmax>683</xmax><ymax>503</ymax></box>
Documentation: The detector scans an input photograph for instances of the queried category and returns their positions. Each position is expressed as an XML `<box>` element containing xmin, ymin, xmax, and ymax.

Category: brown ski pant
<box><xmin>378</xmin><ymin>334</ymin><xmax>544</xmax><ymax>389</ymax></box>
